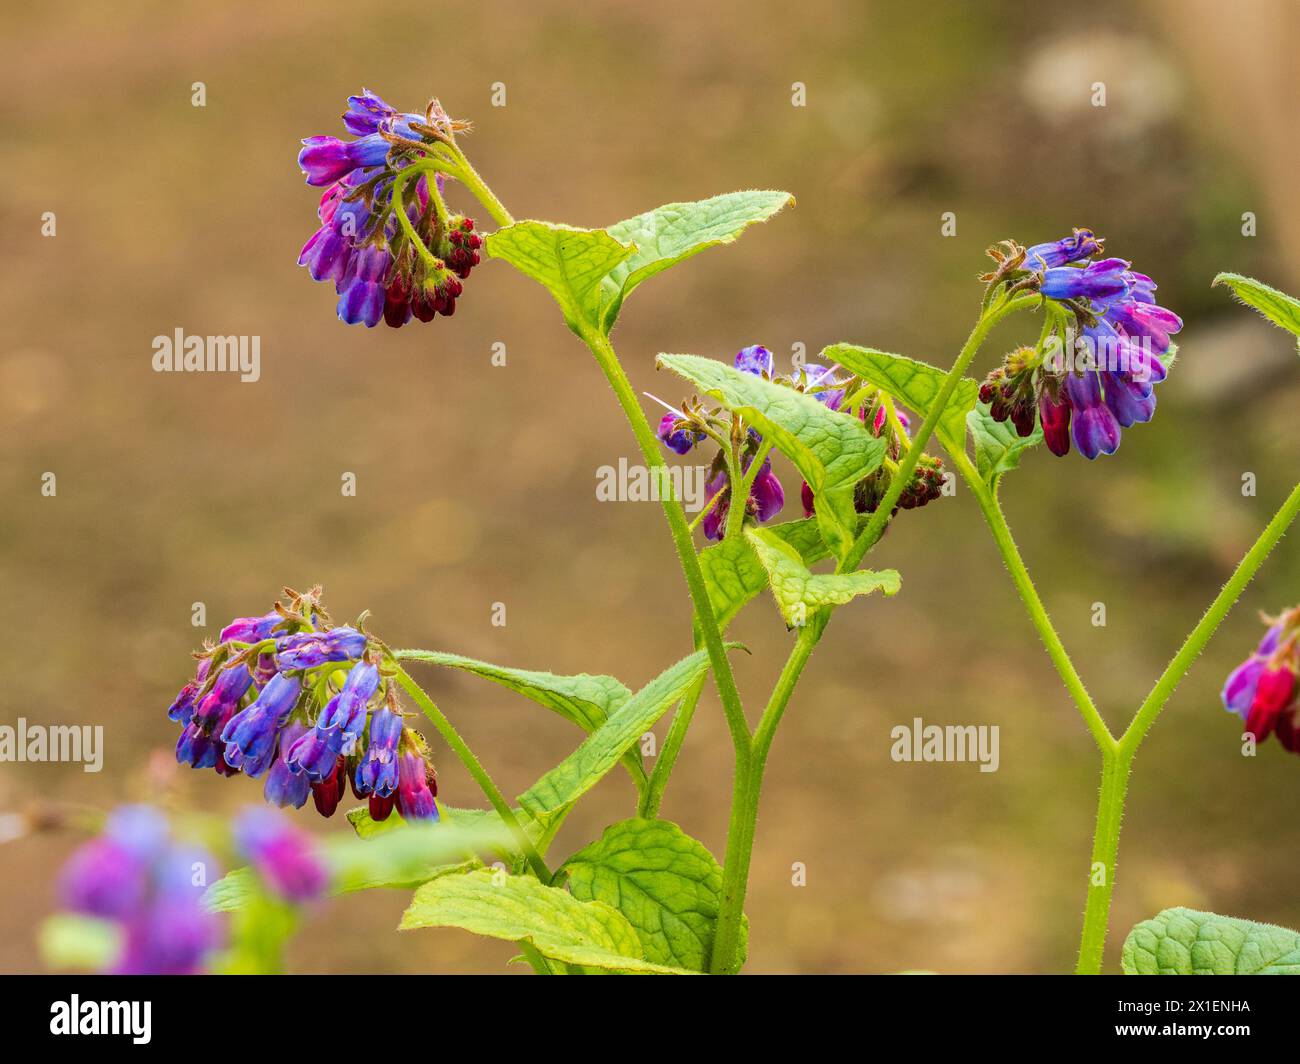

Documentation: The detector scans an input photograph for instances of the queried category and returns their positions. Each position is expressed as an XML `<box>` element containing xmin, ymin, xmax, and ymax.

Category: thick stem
<box><xmin>709</xmin><ymin>623</ymin><xmax>821</xmax><ymax>974</ymax></box>
<box><xmin>391</xmin><ymin>663</ymin><xmax>551</xmax><ymax>882</ymax></box>
<box><xmin>448</xmin><ymin>144</ymin><xmax>515</xmax><ymax>228</ymax></box>
<box><xmin>1075</xmin><ymin>750</ymin><xmax>1132</xmax><ymax>973</ymax></box>
<box><xmin>581</xmin><ymin>329</ymin><xmax>752</xmax><ymax>756</ymax></box>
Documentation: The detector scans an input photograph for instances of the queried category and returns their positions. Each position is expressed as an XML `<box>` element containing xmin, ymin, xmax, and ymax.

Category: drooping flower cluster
<box><xmin>654</xmin><ymin>345</ymin><xmax>946</xmax><ymax>539</ymax></box>
<box><xmin>168</xmin><ymin>587</ymin><xmax>439</xmax><ymax>822</ymax></box>
<box><xmin>58</xmin><ymin>806</ymin><xmax>223</xmax><ymax>974</ymax></box>
<box><xmin>979</xmin><ymin>229</ymin><xmax>1182</xmax><ymax>459</ymax></box>
<box><xmin>298</xmin><ymin>90</ymin><xmax>483</xmax><ymax>327</ymax></box>
<box><xmin>1222</xmin><ymin>608</ymin><xmax>1300</xmax><ymax>753</ymax></box>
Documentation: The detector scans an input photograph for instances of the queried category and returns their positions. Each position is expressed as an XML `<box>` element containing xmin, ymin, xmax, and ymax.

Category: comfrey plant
<box><xmin>51</xmin><ymin>90</ymin><xmax>1300</xmax><ymax>975</ymax></box>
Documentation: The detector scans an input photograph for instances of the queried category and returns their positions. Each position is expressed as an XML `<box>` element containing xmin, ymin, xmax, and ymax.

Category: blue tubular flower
<box><xmin>264</xmin><ymin>722</ymin><xmax>312</xmax><ymax>809</ymax></box>
<box><xmin>734</xmin><ymin>344</ymin><xmax>774</xmax><ymax>376</ymax></box>
<box><xmin>319</xmin><ymin>662</ymin><xmax>379</xmax><ymax>753</ymax></box>
<box><xmin>234</xmin><ymin>808</ymin><xmax>329</xmax><ymax>903</ymax></box>
<box><xmin>298</xmin><ymin>133</ymin><xmax>394</xmax><ymax>187</ymax></box>
<box><xmin>284</xmin><ymin>726</ymin><xmax>340</xmax><ymax>781</ymax></box>
<box><xmin>166</xmin><ymin>659</ymin><xmax>211</xmax><ymax>726</ymax></box>
<box><xmin>221</xmin><ymin>673</ymin><xmax>302</xmax><ymax>778</ymax></box>
<box><xmin>1022</xmin><ymin>228</ymin><xmax>1102</xmax><ymax>269</ymax></box>
<box><xmin>656</xmin><ymin>410</ymin><xmax>705</xmax><ymax>455</ymax></box>
<box><xmin>343</xmin><ymin>88</ymin><xmax>397</xmax><ymax>135</ymax></box>
<box><xmin>274</xmin><ymin>626</ymin><xmax>367</xmax><ymax>670</ymax></box>
<box><xmin>1222</xmin><ymin>624</ymin><xmax>1283</xmax><ymax>718</ymax></box>
<box><xmin>192</xmin><ymin>663</ymin><xmax>254</xmax><ymax>728</ymax></box>
<box><xmin>1064</xmin><ymin>370</ymin><xmax>1121</xmax><ymax>459</ymax></box>
<box><xmin>1040</xmin><ymin>257</ymin><xmax>1133</xmax><ymax>302</ymax></box>
<box><xmin>355</xmin><ymin>707</ymin><xmax>403</xmax><ymax>797</ymax></box>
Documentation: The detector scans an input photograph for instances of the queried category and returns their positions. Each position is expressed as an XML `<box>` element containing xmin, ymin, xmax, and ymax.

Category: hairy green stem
<box><xmin>1075</xmin><ymin>750</ymin><xmax>1132</xmax><ymax>973</ymax></box>
<box><xmin>448</xmin><ymin>144</ymin><xmax>515</xmax><ymax>228</ymax></box>
<box><xmin>391</xmin><ymin>662</ymin><xmax>551</xmax><ymax>882</ymax></box>
<box><xmin>639</xmin><ymin>673</ymin><xmax>707</xmax><ymax>819</ymax></box>
<box><xmin>581</xmin><ymin>328</ymin><xmax>752</xmax><ymax>756</ymax></box>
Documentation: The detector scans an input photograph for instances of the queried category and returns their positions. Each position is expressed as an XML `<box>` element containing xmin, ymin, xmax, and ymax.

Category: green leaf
<box><xmin>394</xmin><ymin>650</ymin><xmax>644</xmax><ymax>787</ymax></box>
<box><xmin>558</xmin><ymin>817</ymin><xmax>744</xmax><ymax>972</ymax></box>
<box><xmin>1214</xmin><ymin>272</ymin><xmax>1300</xmax><ymax>344</ymax></box>
<box><xmin>745</xmin><ymin>526</ymin><xmax>900</xmax><ymax>627</ymax></box>
<box><xmin>967</xmin><ymin>402</ymin><xmax>1043</xmax><ymax>484</ymax></box>
<box><xmin>699</xmin><ymin>516</ymin><xmax>849</xmax><ymax>630</ymax></box>
<box><xmin>518</xmin><ymin>649</ymin><xmax>716</xmax><ymax>827</ymax></box>
<box><xmin>400</xmin><ymin>868</ymin><xmax>695</xmax><ymax>974</ymax></box>
<box><xmin>1122</xmin><ymin>907</ymin><xmax>1300</xmax><ymax>975</ymax></box>
<box><xmin>822</xmin><ymin>344</ymin><xmax>979</xmax><ymax>453</ymax></box>
<box><xmin>486</xmin><ymin>221</ymin><xmax>633</xmax><ymax>334</ymax></box>
<box><xmin>600</xmin><ymin>191</ymin><xmax>794</xmax><ymax>330</ymax></box>
<box><xmin>39</xmin><ymin>914</ymin><xmax>123</xmax><ymax>971</ymax></box>
<box><xmin>657</xmin><ymin>353</ymin><xmax>887</xmax><ymax>561</ymax></box>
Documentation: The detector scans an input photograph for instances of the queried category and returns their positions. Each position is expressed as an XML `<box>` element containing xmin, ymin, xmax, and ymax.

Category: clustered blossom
<box><xmin>654</xmin><ymin>345</ymin><xmax>946</xmax><ymax>539</ymax></box>
<box><xmin>979</xmin><ymin>229</ymin><xmax>1182</xmax><ymax>460</ymax></box>
<box><xmin>298</xmin><ymin>90</ymin><xmax>483</xmax><ymax>327</ymax></box>
<box><xmin>1222</xmin><ymin>608</ymin><xmax>1300</xmax><ymax>753</ymax></box>
<box><xmin>58</xmin><ymin>806</ymin><xmax>223</xmax><ymax>974</ymax></box>
<box><xmin>168</xmin><ymin>586</ymin><xmax>439</xmax><ymax>822</ymax></box>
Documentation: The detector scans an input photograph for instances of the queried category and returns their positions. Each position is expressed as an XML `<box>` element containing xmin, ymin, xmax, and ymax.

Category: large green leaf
<box><xmin>486</xmin><ymin>221</ymin><xmax>633</xmax><ymax>334</ymax></box>
<box><xmin>600</xmin><ymin>191</ymin><xmax>793</xmax><ymax>330</ymax></box>
<box><xmin>559</xmin><ymin>817</ymin><xmax>743</xmax><ymax>972</ymax></box>
<box><xmin>1122</xmin><ymin>907</ymin><xmax>1300</xmax><ymax>975</ymax></box>
<box><xmin>822</xmin><ymin>344</ymin><xmax>979</xmax><ymax>453</ymax></box>
<box><xmin>967</xmin><ymin>402</ymin><xmax>1043</xmax><ymax>484</ymax></box>
<box><xmin>393</xmin><ymin>650</ymin><xmax>643</xmax><ymax>787</ymax></box>
<box><xmin>400</xmin><ymin>868</ymin><xmax>694</xmax><ymax>974</ymax></box>
<box><xmin>657</xmin><ymin>353</ymin><xmax>886</xmax><ymax>562</ymax></box>
<box><xmin>518</xmin><ymin>650</ymin><xmax>715</xmax><ymax>827</ymax></box>
<box><xmin>1214</xmin><ymin>272</ymin><xmax>1300</xmax><ymax>345</ymax></box>
<box><xmin>745</xmin><ymin>526</ymin><xmax>900</xmax><ymax>627</ymax></box>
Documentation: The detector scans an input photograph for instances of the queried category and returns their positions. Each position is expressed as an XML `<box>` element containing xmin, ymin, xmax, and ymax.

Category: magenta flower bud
<box><xmin>298</xmin><ymin>133</ymin><xmax>391</xmax><ymax>187</ymax></box>
<box><xmin>1038</xmin><ymin>391</ymin><xmax>1072</xmax><ymax>457</ymax></box>
<box><xmin>234</xmin><ymin>808</ymin><xmax>329</xmax><ymax>903</ymax></box>
<box><xmin>1245</xmin><ymin>667</ymin><xmax>1296</xmax><ymax>743</ymax></box>
<box><xmin>311</xmin><ymin>757</ymin><xmax>347</xmax><ymax>818</ymax></box>
<box><xmin>219</xmin><ymin>611</ymin><xmax>283</xmax><ymax>644</ymax></box>
<box><xmin>395</xmin><ymin>753</ymin><xmax>439</xmax><ymax>822</ymax></box>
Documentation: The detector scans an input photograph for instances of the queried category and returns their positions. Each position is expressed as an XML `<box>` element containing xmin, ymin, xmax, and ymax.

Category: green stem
<box><xmin>1075</xmin><ymin>749</ymin><xmax>1131</xmax><ymax>973</ymax></box>
<box><xmin>639</xmin><ymin>673</ymin><xmax>707</xmax><ymax>819</ymax></box>
<box><xmin>580</xmin><ymin>328</ymin><xmax>752</xmax><ymax>757</ymax></box>
<box><xmin>391</xmin><ymin>662</ymin><xmax>551</xmax><ymax>882</ymax></box>
<box><xmin>954</xmin><ymin>452</ymin><xmax>1115</xmax><ymax>753</ymax></box>
<box><xmin>709</xmin><ymin>623</ymin><xmax>821</xmax><ymax>974</ymax></box>
<box><xmin>843</xmin><ymin>293</ymin><xmax>1041</xmax><ymax>572</ymax></box>
<box><xmin>447</xmin><ymin>144</ymin><xmax>515</xmax><ymax>228</ymax></box>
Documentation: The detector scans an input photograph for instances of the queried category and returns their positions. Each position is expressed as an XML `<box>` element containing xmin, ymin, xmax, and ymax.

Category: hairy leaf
<box><xmin>745</xmin><ymin>526</ymin><xmax>900</xmax><ymax>626</ymax></box>
<box><xmin>657</xmin><ymin>353</ymin><xmax>886</xmax><ymax>561</ymax></box>
<box><xmin>400</xmin><ymin>868</ymin><xmax>694</xmax><ymax>973</ymax></box>
<box><xmin>822</xmin><ymin>343</ymin><xmax>979</xmax><ymax>453</ymax></box>
<box><xmin>967</xmin><ymin>402</ymin><xmax>1043</xmax><ymax>484</ymax></box>
<box><xmin>394</xmin><ymin>650</ymin><xmax>644</xmax><ymax>786</ymax></box>
<box><xmin>1214</xmin><ymin>272</ymin><xmax>1300</xmax><ymax>345</ymax></box>
<box><xmin>1122</xmin><ymin>907</ymin><xmax>1300</xmax><ymax>975</ymax></box>
<box><xmin>486</xmin><ymin>221</ymin><xmax>633</xmax><ymax>334</ymax></box>
<box><xmin>601</xmin><ymin>191</ymin><xmax>793</xmax><ymax>330</ymax></box>
<box><xmin>518</xmin><ymin>650</ymin><xmax>715</xmax><ymax>827</ymax></box>
<box><xmin>559</xmin><ymin>817</ymin><xmax>744</xmax><ymax>972</ymax></box>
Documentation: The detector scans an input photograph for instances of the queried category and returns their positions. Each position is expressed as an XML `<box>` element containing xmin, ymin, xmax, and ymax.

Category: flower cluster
<box><xmin>979</xmin><ymin>229</ymin><xmax>1182</xmax><ymax>459</ymax></box>
<box><xmin>168</xmin><ymin>587</ymin><xmax>439</xmax><ymax>822</ymax></box>
<box><xmin>58</xmin><ymin>806</ymin><xmax>222</xmax><ymax>974</ymax></box>
<box><xmin>1222</xmin><ymin>608</ymin><xmax>1300</xmax><ymax>753</ymax></box>
<box><xmin>298</xmin><ymin>90</ymin><xmax>483</xmax><ymax>327</ymax></box>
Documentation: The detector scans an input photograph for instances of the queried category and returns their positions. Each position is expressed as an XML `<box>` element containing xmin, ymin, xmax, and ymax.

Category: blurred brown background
<box><xmin>3</xmin><ymin>0</ymin><xmax>1299</xmax><ymax>974</ymax></box>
